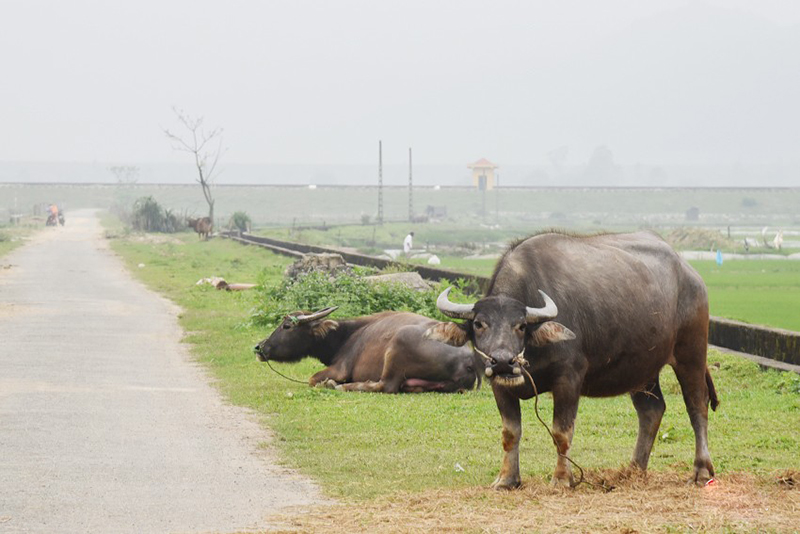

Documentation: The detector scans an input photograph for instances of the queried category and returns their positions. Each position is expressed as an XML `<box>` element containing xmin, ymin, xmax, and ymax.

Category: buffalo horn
<box><xmin>436</xmin><ymin>287</ymin><xmax>475</xmax><ymax>320</ymax></box>
<box><xmin>295</xmin><ymin>306</ymin><xmax>339</xmax><ymax>324</ymax></box>
<box><xmin>525</xmin><ymin>290</ymin><xmax>558</xmax><ymax>323</ymax></box>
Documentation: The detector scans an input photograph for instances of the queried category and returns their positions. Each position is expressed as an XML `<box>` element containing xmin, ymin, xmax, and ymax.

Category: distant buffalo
<box><xmin>187</xmin><ymin>217</ymin><xmax>213</xmax><ymax>240</ymax></box>
<box><xmin>254</xmin><ymin>308</ymin><xmax>482</xmax><ymax>393</ymax></box>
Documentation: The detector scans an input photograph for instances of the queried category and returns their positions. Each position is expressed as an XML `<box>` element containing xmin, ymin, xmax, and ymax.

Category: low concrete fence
<box><xmin>223</xmin><ymin>232</ymin><xmax>490</xmax><ymax>291</ymax></box>
<box><xmin>222</xmin><ymin>231</ymin><xmax>800</xmax><ymax>369</ymax></box>
<box><xmin>709</xmin><ymin>318</ymin><xmax>800</xmax><ymax>367</ymax></box>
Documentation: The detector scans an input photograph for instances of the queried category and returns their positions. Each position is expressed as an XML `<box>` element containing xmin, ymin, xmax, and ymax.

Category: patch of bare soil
<box><xmin>269</xmin><ymin>469</ymin><xmax>799</xmax><ymax>533</ymax></box>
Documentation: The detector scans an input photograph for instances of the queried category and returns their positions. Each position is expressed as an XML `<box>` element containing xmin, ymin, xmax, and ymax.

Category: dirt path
<box><xmin>0</xmin><ymin>211</ymin><xmax>325</xmax><ymax>533</ymax></box>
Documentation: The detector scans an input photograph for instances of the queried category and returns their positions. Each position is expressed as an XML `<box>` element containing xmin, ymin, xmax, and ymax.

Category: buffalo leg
<box><xmin>672</xmin><ymin>360</ymin><xmax>715</xmax><ymax>484</ymax></box>
<box><xmin>337</xmin><ymin>380</ymin><xmax>388</xmax><ymax>392</ymax></box>
<box><xmin>490</xmin><ymin>383</ymin><xmax>522</xmax><ymax>490</ymax></box>
<box><xmin>550</xmin><ymin>382</ymin><xmax>581</xmax><ymax>487</ymax></box>
<box><xmin>309</xmin><ymin>366</ymin><xmax>348</xmax><ymax>387</ymax></box>
<box><xmin>630</xmin><ymin>377</ymin><xmax>666</xmax><ymax>470</ymax></box>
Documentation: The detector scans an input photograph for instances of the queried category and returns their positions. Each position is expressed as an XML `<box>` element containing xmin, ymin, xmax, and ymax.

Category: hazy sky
<box><xmin>2</xmin><ymin>0</ymin><xmax>799</xmax><ymax>167</ymax></box>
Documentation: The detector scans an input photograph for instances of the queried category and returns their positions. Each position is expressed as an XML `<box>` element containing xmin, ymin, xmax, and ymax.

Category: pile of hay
<box><xmin>663</xmin><ymin>228</ymin><xmax>737</xmax><ymax>251</ymax></box>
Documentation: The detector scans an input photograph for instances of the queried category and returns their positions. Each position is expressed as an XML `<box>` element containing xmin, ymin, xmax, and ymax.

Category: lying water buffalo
<box><xmin>187</xmin><ymin>216</ymin><xmax>213</xmax><ymax>239</ymax></box>
<box><xmin>430</xmin><ymin>231</ymin><xmax>718</xmax><ymax>488</ymax></box>
<box><xmin>254</xmin><ymin>308</ymin><xmax>482</xmax><ymax>393</ymax></box>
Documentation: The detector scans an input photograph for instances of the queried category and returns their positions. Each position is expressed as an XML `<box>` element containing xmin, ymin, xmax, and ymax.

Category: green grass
<box><xmin>106</xmin><ymin>223</ymin><xmax>800</xmax><ymax>501</ymax></box>
<box><xmin>690</xmin><ymin>260</ymin><xmax>800</xmax><ymax>331</ymax></box>
<box><xmin>0</xmin><ymin>222</ymin><xmax>38</xmax><ymax>258</ymax></box>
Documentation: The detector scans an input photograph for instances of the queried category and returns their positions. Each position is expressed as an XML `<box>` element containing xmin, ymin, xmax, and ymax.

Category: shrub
<box><xmin>249</xmin><ymin>269</ymin><xmax>466</xmax><ymax>328</ymax></box>
<box><xmin>130</xmin><ymin>196</ymin><xmax>182</xmax><ymax>233</ymax></box>
<box><xmin>230</xmin><ymin>211</ymin><xmax>252</xmax><ymax>233</ymax></box>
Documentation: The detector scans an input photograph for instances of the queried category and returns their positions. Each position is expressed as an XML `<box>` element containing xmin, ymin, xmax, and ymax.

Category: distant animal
<box><xmin>430</xmin><ymin>231</ymin><xmax>718</xmax><ymax>488</ymax></box>
<box><xmin>254</xmin><ymin>308</ymin><xmax>482</xmax><ymax>393</ymax></box>
<box><xmin>187</xmin><ymin>217</ymin><xmax>213</xmax><ymax>239</ymax></box>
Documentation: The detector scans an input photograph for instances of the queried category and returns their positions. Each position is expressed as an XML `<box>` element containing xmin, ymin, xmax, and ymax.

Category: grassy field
<box><xmin>5</xmin><ymin>182</ymin><xmax>800</xmax><ymax>229</ymax></box>
<box><xmin>112</xmin><ymin>225</ymin><xmax>800</xmax><ymax>511</ymax></box>
<box><xmin>692</xmin><ymin>260</ymin><xmax>800</xmax><ymax>332</ymax></box>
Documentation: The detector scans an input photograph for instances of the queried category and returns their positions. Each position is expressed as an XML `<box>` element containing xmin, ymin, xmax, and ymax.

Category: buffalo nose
<box><xmin>253</xmin><ymin>344</ymin><xmax>261</xmax><ymax>354</ymax></box>
<box><xmin>488</xmin><ymin>351</ymin><xmax>518</xmax><ymax>376</ymax></box>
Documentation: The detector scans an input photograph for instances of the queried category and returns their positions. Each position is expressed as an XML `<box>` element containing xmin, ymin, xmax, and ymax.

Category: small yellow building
<box><xmin>468</xmin><ymin>158</ymin><xmax>498</xmax><ymax>190</ymax></box>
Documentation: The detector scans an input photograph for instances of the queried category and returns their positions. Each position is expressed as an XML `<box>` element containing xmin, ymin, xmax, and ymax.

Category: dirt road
<box><xmin>0</xmin><ymin>211</ymin><xmax>324</xmax><ymax>533</ymax></box>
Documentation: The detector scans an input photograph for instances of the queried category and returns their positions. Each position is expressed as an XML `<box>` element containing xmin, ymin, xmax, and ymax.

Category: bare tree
<box><xmin>163</xmin><ymin>108</ymin><xmax>224</xmax><ymax>222</ymax></box>
<box><xmin>108</xmin><ymin>165</ymin><xmax>140</xmax><ymax>185</ymax></box>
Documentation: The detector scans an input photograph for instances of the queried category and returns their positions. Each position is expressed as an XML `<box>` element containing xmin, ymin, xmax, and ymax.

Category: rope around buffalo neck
<box><xmin>266</xmin><ymin>360</ymin><xmax>308</xmax><ymax>385</ymax></box>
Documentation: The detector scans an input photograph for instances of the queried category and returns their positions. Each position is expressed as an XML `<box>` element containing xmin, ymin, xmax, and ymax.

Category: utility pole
<box><xmin>377</xmin><ymin>140</ymin><xmax>384</xmax><ymax>225</ymax></box>
<box><xmin>495</xmin><ymin>171</ymin><xmax>499</xmax><ymax>221</ymax></box>
<box><xmin>408</xmin><ymin>147</ymin><xmax>413</xmax><ymax>222</ymax></box>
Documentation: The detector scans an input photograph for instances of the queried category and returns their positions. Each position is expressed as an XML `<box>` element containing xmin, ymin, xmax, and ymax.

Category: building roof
<box><xmin>467</xmin><ymin>158</ymin><xmax>498</xmax><ymax>169</ymax></box>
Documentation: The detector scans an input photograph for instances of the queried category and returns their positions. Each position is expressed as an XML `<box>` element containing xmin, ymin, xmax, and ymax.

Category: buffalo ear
<box><xmin>529</xmin><ymin>321</ymin><xmax>576</xmax><ymax>347</ymax></box>
<box><xmin>425</xmin><ymin>322</ymin><xmax>469</xmax><ymax>347</ymax></box>
<box><xmin>312</xmin><ymin>319</ymin><xmax>339</xmax><ymax>338</ymax></box>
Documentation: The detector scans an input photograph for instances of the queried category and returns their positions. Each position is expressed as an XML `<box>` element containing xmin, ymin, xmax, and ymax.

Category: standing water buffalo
<box><xmin>187</xmin><ymin>217</ymin><xmax>213</xmax><ymax>240</ymax></box>
<box><xmin>254</xmin><ymin>308</ymin><xmax>482</xmax><ymax>393</ymax></box>
<box><xmin>429</xmin><ymin>231</ymin><xmax>718</xmax><ymax>488</ymax></box>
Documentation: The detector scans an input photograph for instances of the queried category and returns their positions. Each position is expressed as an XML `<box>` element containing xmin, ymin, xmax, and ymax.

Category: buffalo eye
<box><xmin>514</xmin><ymin>323</ymin><xmax>526</xmax><ymax>334</ymax></box>
<box><xmin>282</xmin><ymin>322</ymin><xmax>293</xmax><ymax>330</ymax></box>
<box><xmin>473</xmin><ymin>320</ymin><xmax>487</xmax><ymax>332</ymax></box>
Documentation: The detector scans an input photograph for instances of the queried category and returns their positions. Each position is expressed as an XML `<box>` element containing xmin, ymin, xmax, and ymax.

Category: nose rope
<box><xmin>519</xmin><ymin>364</ymin><xmax>613</xmax><ymax>493</ymax></box>
<box><xmin>470</xmin><ymin>343</ymin><xmax>527</xmax><ymax>367</ymax></box>
<box><xmin>265</xmin><ymin>360</ymin><xmax>308</xmax><ymax>385</ymax></box>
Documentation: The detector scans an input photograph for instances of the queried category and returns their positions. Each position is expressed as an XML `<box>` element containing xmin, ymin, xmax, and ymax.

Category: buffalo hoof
<box><xmin>550</xmin><ymin>474</ymin><xmax>574</xmax><ymax>489</ymax></box>
<box><xmin>321</xmin><ymin>379</ymin><xmax>340</xmax><ymax>390</ymax></box>
<box><xmin>490</xmin><ymin>476</ymin><xmax>521</xmax><ymax>491</ymax></box>
<box><xmin>693</xmin><ymin>467</ymin><xmax>714</xmax><ymax>487</ymax></box>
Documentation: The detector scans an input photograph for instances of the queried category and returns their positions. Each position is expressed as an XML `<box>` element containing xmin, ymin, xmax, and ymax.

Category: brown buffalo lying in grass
<box><xmin>254</xmin><ymin>307</ymin><xmax>482</xmax><ymax>393</ymax></box>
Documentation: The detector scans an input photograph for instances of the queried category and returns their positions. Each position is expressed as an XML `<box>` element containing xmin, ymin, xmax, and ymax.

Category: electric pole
<box><xmin>408</xmin><ymin>147</ymin><xmax>413</xmax><ymax>222</ymax></box>
<box><xmin>377</xmin><ymin>140</ymin><xmax>384</xmax><ymax>225</ymax></box>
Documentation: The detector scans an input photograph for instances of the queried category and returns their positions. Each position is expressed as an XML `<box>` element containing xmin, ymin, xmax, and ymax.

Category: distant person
<box><xmin>773</xmin><ymin>230</ymin><xmax>784</xmax><ymax>250</ymax></box>
<box><xmin>403</xmin><ymin>231</ymin><xmax>414</xmax><ymax>256</ymax></box>
<box><xmin>46</xmin><ymin>204</ymin><xmax>59</xmax><ymax>226</ymax></box>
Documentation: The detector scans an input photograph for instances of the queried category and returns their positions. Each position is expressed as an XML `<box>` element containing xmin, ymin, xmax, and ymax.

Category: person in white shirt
<box><xmin>403</xmin><ymin>231</ymin><xmax>414</xmax><ymax>256</ymax></box>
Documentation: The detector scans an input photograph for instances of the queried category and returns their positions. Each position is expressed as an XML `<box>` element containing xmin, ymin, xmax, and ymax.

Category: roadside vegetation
<box><xmin>0</xmin><ymin>220</ymin><xmax>39</xmax><ymax>258</ymax></box>
<box><xmin>123</xmin><ymin>196</ymin><xmax>184</xmax><ymax>233</ymax></box>
<box><xmin>103</xmin><ymin>217</ymin><xmax>799</xmax><ymax>531</ymax></box>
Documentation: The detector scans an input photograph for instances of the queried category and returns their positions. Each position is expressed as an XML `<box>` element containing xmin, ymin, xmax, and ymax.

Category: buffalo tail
<box><xmin>706</xmin><ymin>367</ymin><xmax>719</xmax><ymax>411</ymax></box>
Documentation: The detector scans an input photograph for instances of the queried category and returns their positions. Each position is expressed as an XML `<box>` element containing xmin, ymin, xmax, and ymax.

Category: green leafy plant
<box><xmin>249</xmin><ymin>269</ymin><xmax>465</xmax><ymax>328</ymax></box>
<box><xmin>230</xmin><ymin>211</ymin><xmax>252</xmax><ymax>233</ymax></box>
<box><xmin>130</xmin><ymin>196</ymin><xmax>182</xmax><ymax>233</ymax></box>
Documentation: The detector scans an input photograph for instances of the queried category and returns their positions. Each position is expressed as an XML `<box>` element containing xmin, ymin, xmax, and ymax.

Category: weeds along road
<box><xmin>0</xmin><ymin>210</ymin><xmax>324</xmax><ymax>533</ymax></box>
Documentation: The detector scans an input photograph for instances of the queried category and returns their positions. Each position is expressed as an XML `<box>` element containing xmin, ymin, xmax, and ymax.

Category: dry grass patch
<box><xmin>271</xmin><ymin>469</ymin><xmax>799</xmax><ymax>533</ymax></box>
